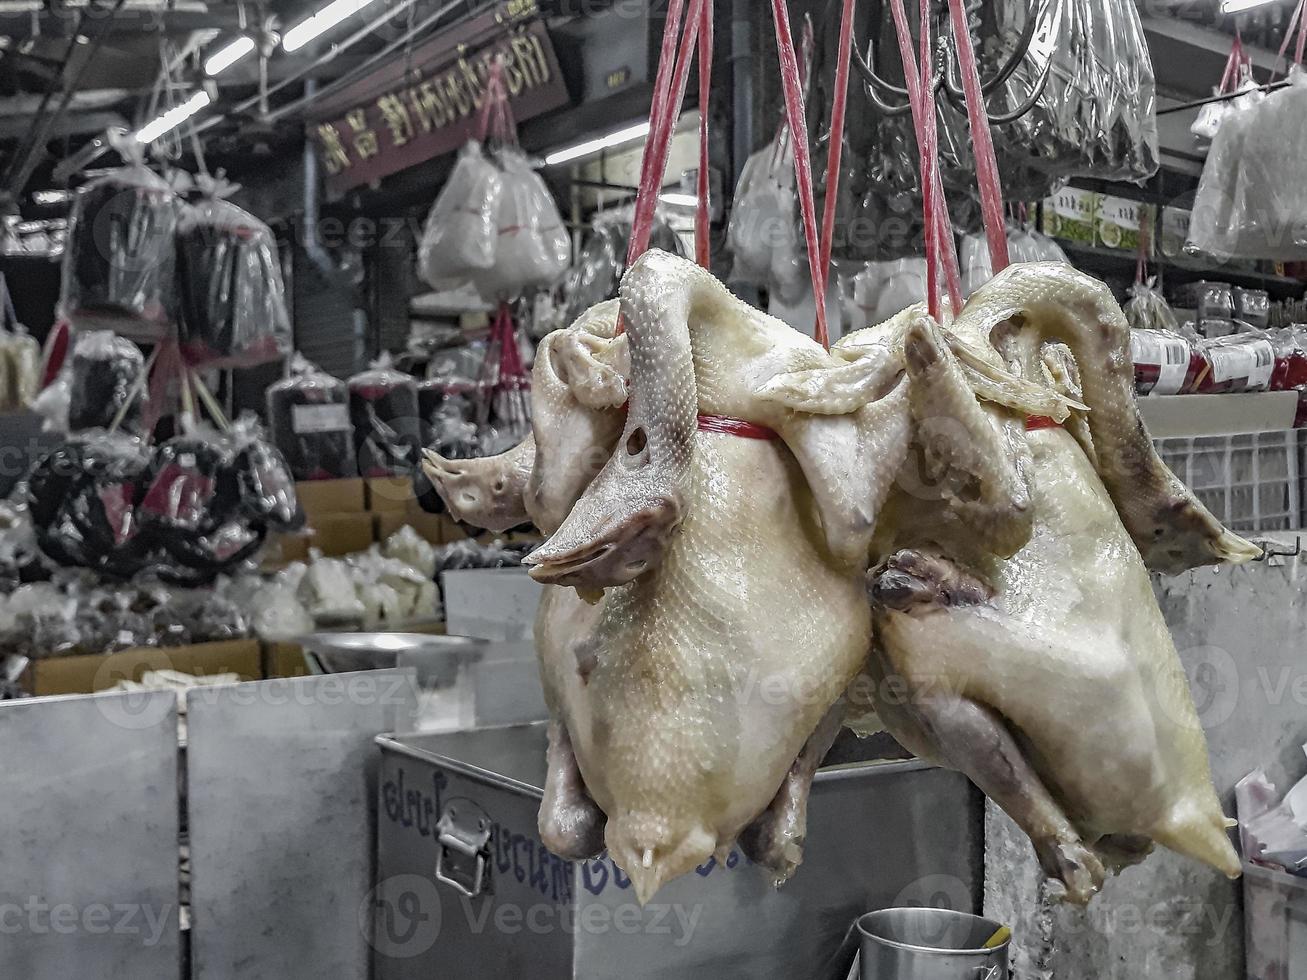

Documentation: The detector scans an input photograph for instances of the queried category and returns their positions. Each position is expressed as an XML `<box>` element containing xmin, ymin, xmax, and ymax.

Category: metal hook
<box><xmin>1251</xmin><ymin>535</ymin><xmax>1303</xmax><ymax>562</ymax></box>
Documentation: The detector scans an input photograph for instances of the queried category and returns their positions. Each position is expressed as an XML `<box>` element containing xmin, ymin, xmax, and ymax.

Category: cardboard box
<box><xmin>366</xmin><ymin>476</ymin><xmax>416</xmax><ymax>513</ymax></box>
<box><xmin>374</xmin><ymin>511</ymin><xmax>446</xmax><ymax>548</ymax></box>
<box><xmin>296</xmin><ymin>478</ymin><xmax>366</xmax><ymax>522</ymax></box>
<box><xmin>1096</xmin><ymin>195</ymin><xmax>1154</xmax><ymax>254</ymax></box>
<box><xmin>24</xmin><ymin>640</ymin><xmax>262</xmax><ymax>697</ymax></box>
<box><xmin>1042</xmin><ymin>187</ymin><xmax>1099</xmax><ymax>245</ymax></box>
<box><xmin>263</xmin><ymin>641</ymin><xmax>312</xmax><ymax>679</ymax></box>
<box><xmin>310</xmin><ymin>513</ymin><xmax>376</xmax><ymax>557</ymax></box>
<box><xmin>265</xmin><ymin>531</ymin><xmax>312</xmax><ymax>566</ymax></box>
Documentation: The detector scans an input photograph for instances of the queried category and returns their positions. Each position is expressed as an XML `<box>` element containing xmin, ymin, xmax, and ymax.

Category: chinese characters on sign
<box><xmin>310</xmin><ymin>13</ymin><xmax>568</xmax><ymax>194</ymax></box>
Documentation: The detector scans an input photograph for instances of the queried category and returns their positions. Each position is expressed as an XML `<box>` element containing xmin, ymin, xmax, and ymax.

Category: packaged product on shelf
<box><xmin>266</xmin><ymin>355</ymin><xmax>357</xmax><ymax>480</ymax></box>
<box><xmin>417</xmin><ymin>141</ymin><xmax>503</xmax><ymax>290</ymax></box>
<box><xmin>67</xmin><ymin>331</ymin><xmax>147</xmax><ymax>433</ymax></box>
<box><xmin>1234</xmin><ymin>288</ymin><xmax>1272</xmax><ymax>330</ymax></box>
<box><xmin>348</xmin><ymin>355</ymin><xmax>421</xmax><ymax>477</ymax></box>
<box><xmin>1130</xmin><ymin>328</ymin><xmax>1192</xmax><ymax>396</ymax></box>
<box><xmin>0</xmin><ymin>277</ymin><xmax>40</xmax><ymax>412</ymax></box>
<box><xmin>1124</xmin><ymin>281</ymin><xmax>1181</xmax><ymax>334</ymax></box>
<box><xmin>1268</xmin><ymin>327</ymin><xmax>1307</xmax><ymax>394</ymax></box>
<box><xmin>174</xmin><ymin>190</ymin><xmax>291</xmax><ymax>368</ymax></box>
<box><xmin>1188</xmin><ymin>71</ymin><xmax>1307</xmax><ymax>260</ymax></box>
<box><xmin>1190</xmin><ymin>334</ymin><xmax>1277</xmax><ymax>394</ymax></box>
<box><xmin>60</xmin><ymin>164</ymin><xmax>179</xmax><ymax>335</ymax></box>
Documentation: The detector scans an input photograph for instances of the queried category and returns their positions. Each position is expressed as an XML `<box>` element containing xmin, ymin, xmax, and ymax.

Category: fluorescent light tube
<box><xmin>283</xmin><ymin>0</ymin><xmax>381</xmax><ymax>52</ymax></box>
<box><xmin>657</xmin><ymin>192</ymin><xmax>698</xmax><ymax>208</ymax></box>
<box><xmin>135</xmin><ymin>91</ymin><xmax>212</xmax><ymax>144</ymax></box>
<box><xmin>1221</xmin><ymin>0</ymin><xmax>1277</xmax><ymax>13</ymax></box>
<box><xmin>544</xmin><ymin>121</ymin><xmax>651</xmax><ymax>167</ymax></box>
<box><xmin>205</xmin><ymin>36</ymin><xmax>256</xmax><ymax>76</ymax></box>
<box><xmin>32</xmin><ymin>190</ymin><xmax>72</xmax><ymax>206</ymax></box>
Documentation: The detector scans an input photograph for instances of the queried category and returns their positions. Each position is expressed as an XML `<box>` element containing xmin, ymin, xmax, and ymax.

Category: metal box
<box><xmin>373</xmin><ymin>724</ymin><xmax>983</xmax><ymax>980</ymax></box>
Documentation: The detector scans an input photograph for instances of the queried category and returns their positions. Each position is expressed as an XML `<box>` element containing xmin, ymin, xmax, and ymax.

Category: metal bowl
<box><xmin>298</xmin><ymin>633</ymin><xmax>487</xmax><ymax>689</ymax></box>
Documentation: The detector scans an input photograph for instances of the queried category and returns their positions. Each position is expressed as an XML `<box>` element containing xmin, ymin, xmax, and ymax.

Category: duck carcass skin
<box><xmin>537</xmin><ymin>428</ymin><xmax>871</xmax><ymax>905</ymax></box>
<box><xmin>864</xmin><ymin>307</ymin><xmax>1241</xmax><ymax>904</ymax></box>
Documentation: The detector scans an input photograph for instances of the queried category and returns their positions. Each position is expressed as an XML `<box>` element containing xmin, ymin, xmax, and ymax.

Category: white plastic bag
<box><xmin>728</xmin><ymin>130</ymin><xmax>805</xmax><ymax>302</ymax></box>
<box><xmin>472</xmin><ymin>149</ymin><xmax>570</xmax><ymax>301</ymax></box>
<box><xmin>418</xmin><ymin>141</ymin><xmax>503</xmax><ymax>289</ymax></box>
<box><xmin>1188</xmin><ymin>70</ymin><xmax>1307</xmax><ymax>261</ymax></box>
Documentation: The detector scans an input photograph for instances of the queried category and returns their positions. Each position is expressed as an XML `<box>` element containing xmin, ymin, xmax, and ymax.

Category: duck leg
<box><xmin>739</xmin><ymin>701</ymin><xmax>846</xmax><ymax>886</ymax></box>
<box><xmin>539</xmin><ymin>720</ymin><xmax>607</xmax><ymax>861</ymax></box>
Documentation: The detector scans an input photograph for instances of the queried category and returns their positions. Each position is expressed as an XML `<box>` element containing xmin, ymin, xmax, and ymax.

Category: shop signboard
<box><xmin>309</xmin><ymin>1</ymin><xmax>570</xmax><ymax>194</ymax></box>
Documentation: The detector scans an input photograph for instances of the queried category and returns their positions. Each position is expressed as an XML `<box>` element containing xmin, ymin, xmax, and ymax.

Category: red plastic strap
<box><xmin>1220</xmin><ymin>31</ymin><xmax>1245</xmax><ymax>93</ymax></box>
<box><xmin>627</xmin><ymin>0</ymin><xmax>703</xmax><ymax>268</ymax></box>
<box><xmin>474</xmin><ymin>58</ymin><xmax>515</xmax><ymax>144</ymax></box>
<box><xmin>771</xmin><ymin>0</ymin><xmax>829</xmax><ymax>351</ymax></box>
<box><xmin>1275</xmin><ymin>0</ymin><xmax>1307</xmax><ymax>78</ymax></box>
<box><xmin>696</xmin><ymin>413</ymin><xmax>780</xmax><ymax>440</ymax></box>
<box><xmin>948</xmin><ymin>0</ymin><xmax>1008</xmax><ymax>274</ymax></box>
<box><xmin>1025</xmin><ymin>416</ymin><xmax>1063</xmax><ymax>432</ymax></box>
<box><xmin>695</xmin><ymin>0</ymin><xmax>713</xmax><ymax>269</ymax></box>
<box><xmin>818</xmin><ymin>0</ymin><xmax>857</xmax><ymax>298</ymax></box>
<box><xmin>145</xmin><ymin>337</ymin><xmax>184</xmax><ymax>434</ymax></box>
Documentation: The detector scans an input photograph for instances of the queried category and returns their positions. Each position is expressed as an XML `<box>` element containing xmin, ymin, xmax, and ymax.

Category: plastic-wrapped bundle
<box><xmin>1124</xmin><ymin>282</ymin><xmax>1181</xmax><ymax>335</ymax></box>
<box><xmin>174</xmin><ymin>196</ymin><xmax>291</xmax><ymax>368</ymax></box>
<box><xmin>728</xmin><ymin>129</ymin><xmax>805</xmax><ymax>302</ymax></box>
<box><xmin>1188</xmin><ymin>72</ymin><xmax>1307</xmax><ymax>261</ymax></box>
<box><xmin>471</xmin><ymin>149</ymin><xmax>571</xmax><ymax>301</ymax></box>
<box><xmin>26</xmin><ymin>432</ymin><xmax>152</xmax><ymax>576</ymax></box>
<box><xmin>137</xmin><ymin>434</ymin><xmax>230</xmax><ymax>546</ymax></box>
<box><xmin>60</xmin><ymin>165</ymin><xmax>179</xmax><ymax>335</ymax></box>
<box><xmin>67</xmin><ymin>331</ymin><xmax>146</xmax><ymax>433</ymax></box>
<box><xmin>223</xmin><ymin>415</ymin><xmax>303</xmax><ymax>532</ymax></box>
<box><xmin>1129</xmin><ymin>328</ymin><xmax>1192</xmax><ymax>397</ymax></box>
<box><xmin>348</xmin><ymin>356</ymin><xmax>421</xmax><ymax>477</ymax></box>
<box><xmin>418</xmin><ymin>141</ymin><xmax>503</xmax><ymax>290</ymax></box>
<box><xmin>1190</xmin><ymin>335</ymin><xmax>1276</xmax><ymax>395</ymax></box>
<box><xmin>560</xmin><ymin>211</ymin><xmax>685</xmax><ymax>327</ymax></box>
<box><xmin>418</xmin><ymin>379</ymin><xmax>478</xmax><ymax>459</ymax></box>
<box><xmin>266</xmin><ymin>355</ymin><xmax>357</xmax><ymax>480</ymax></box>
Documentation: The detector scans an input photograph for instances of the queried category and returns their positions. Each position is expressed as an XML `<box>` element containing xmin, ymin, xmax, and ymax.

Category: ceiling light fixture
<box><xmin>205</xmin><ymin>35</ymin><xmax>256</xmax><ymax>76</ymax></box>
<box><xmin>32</xmin><ymin>189</ymin><xmax>72</xmax><ymax>206</ymax></box>
<box><xmin>657</xmin><ymin>192</ymin><xmax>699</xmax><ymax>208</ymax></box>
<box><xmin>1220</xmin><ymin>0</ymin><xmax>1278</xmax><ymax>13</ymax></box>
<box><xmin>282</xmin><ymin>0</ymin><xmax>382</xmax><ymax>53</ymax></box>
<box><xmin>135</xmin><ymin>91</ymin><xmax>212</xmax><ymax>144</ymax></box>
<box><xmin>543</xmin><ymin>121</ymin><xmax>651</xmax><ymax>167</ymax></box>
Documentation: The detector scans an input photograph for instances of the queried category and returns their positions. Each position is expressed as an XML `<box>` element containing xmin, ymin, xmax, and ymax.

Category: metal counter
<box><xmin>373</xmin><ymin>723</ymin><xmax>983</xmax><ymax>980</ymax></box>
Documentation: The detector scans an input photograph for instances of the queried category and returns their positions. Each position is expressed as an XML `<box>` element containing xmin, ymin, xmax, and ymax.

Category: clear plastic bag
<box><xmin>418</xmin><ymin>141</ymin><xmax>503</xmax><ymax>290</ymax></box>
<box><xmin>560</xmin><ymin>209</ymin><xmax>685</xmax><ymax>326</ymax></box>
<box><xmin>348</xmin><ymin>354</ymin><xmax>420</xmax><ymax>478</ymax></box>
<box><xmin>1188</xmin><ymin>70</ymin><xmax>1307</xmax><ymax>261</ymax></box>
<box><xmin>1124</xmin><ymin>281</ymin><xmax>1181</xmax><ymax>335</ymax></box>
<box><xmin>266</xmin><ymin>355</ymin><xmax>357</xmax><ymax>480</ymax></box>
<box><xmin>66</xmin><ymin>330</ymin><xmax>146</xmax><ymax>434</ymax></box>
<box><xmin>472</xmin><ymin>149</ymin><xmax>571</xmax><ymax>302</ymax></box>
<box><xmin>174</xmin><ymin>190</ymin><xmax>291</xmax><ymax>368</ymax></box>
<box><xmin>224</xmin><ymin>414</ymin><xmax>303</xmax><ymax>532</ymax></box>
<box><xmin>852</xmin><ymin>258</ymin><xmax>929</xmax><ymax>325</ymax></box>
<box><xmin>60</xmin><ymin>164</ymin><xmax>179</xmax><ymax>336</ymax></box>
<box><xmin>728</xmin><ymin>130</ymin><xmax>806</xmax><ymax>301</ymax></box>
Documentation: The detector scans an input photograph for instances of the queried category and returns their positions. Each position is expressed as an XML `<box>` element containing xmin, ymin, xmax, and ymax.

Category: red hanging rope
<box><xmin>818</xmin><ymin>0</ymin><xmax>857</xmax><ymax>294</ymax></box>
<box><xmin>627</xmin><ymin>0</ymin><xmax>704</xmax><ymax>267</ymax></box>
<box><xmin>771</xmin><ymin>0</ymin><xmax>830</xmax><ymax>350</ymax></box>
<box><xmin>947</xmin><ymin>0</ymin><xmax>1009</xmax><ymax>273</ymax></box>
<box><xmin>1274</xmin><ymin>0</ymin><xmax>1307</xmax><ymax>79</ymax></box>
<box><xmin>695</xmin><ymin>0</ymin><xmax>713</xmax><ymax>268</ymax></box>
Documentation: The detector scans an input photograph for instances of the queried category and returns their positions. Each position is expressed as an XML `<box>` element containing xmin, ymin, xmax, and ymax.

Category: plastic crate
<box><xmin>1244</xmin><ymin>863</ymin><xmax>1307</xmax><ymax>980</ymax></box>
<box><xmin>1155</xmin><ymin>430</ymin><xmax>1303</xmax><ymax>532</ymax></box>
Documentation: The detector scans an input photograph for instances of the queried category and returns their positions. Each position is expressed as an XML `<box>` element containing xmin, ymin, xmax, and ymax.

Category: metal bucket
<box><xmin>857</xmin><ymin>907</ymin><xmax>1010</xmax><ymax>980</ymax></box>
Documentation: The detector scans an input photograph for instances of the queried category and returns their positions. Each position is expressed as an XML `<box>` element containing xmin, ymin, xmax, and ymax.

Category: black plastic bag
<box><xmin>67</xmin><ymin>331</ymin><xmax>146</xmax><ymax>433</ymax></box>
<box><xmin>60</xmin><ymin>165</ymin><xmax>178</xmax><ymax>335</ymax></box>
<box><xmin>137</xmin><ymin>434</ymin><xmax>230</xmax><ymax>543</ymax></box>
<box><xmin>175</xmin><ymin>196</ymin><xmax>291</xmax><ymax>368</ymax></box>
<box><xmin>266</xmin><ymin>355</ymin><xmax>357</xmax><ymax>480</ymax></box>
<box><xmin>348</xmin><ymin>356</ymin><xmax>420</xmax><ymax>477</ymax></box>
<box><xmin>222</xmin><ymin>416</ymin><xmax>303</xmax><ymax>532</ymax></box>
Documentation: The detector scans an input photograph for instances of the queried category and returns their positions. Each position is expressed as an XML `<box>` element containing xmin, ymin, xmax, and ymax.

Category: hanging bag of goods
<box><xmin>0</xmin><ymin>275</ymin><xmax>39</xmax><ymax>412</ymax></box>
<box><xmin>266</xmin><ymin>355</ymin><xmax>357</xmax><ymax>481</ymax></box>
<box><xmin>347</xmin><ymin>354</ymin><xmax>421</xmax><ymax>478</ymax></box>
<box><xmin>67</xmin><ymin>330</ymin><xmax>148</xmax><ymax>434</ymax></box>
<box><xmin>174</xmin><ymin>178</ymin><xmax>291</xmax><ymax>369</ymax></box>
<box><xmin>1188</xmin><ymin>9</ymin><xmax>1307</xmax><ymax>262</ymax></box>
<box><xmin>60</xmin><ymin>157</ymin><xmax>180</xmax><ymax>338</ymax></box>
<box><xmin>417</xmin><ymin>57</ymin><xmax>569</xmax><ymax>299</ymax></box>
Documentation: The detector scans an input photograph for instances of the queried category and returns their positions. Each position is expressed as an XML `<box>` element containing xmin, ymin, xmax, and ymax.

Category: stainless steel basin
<box><xmin>298</xmin><ymin>632</ymin><xmax>487</xmax><ymax>689</ymax></box>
